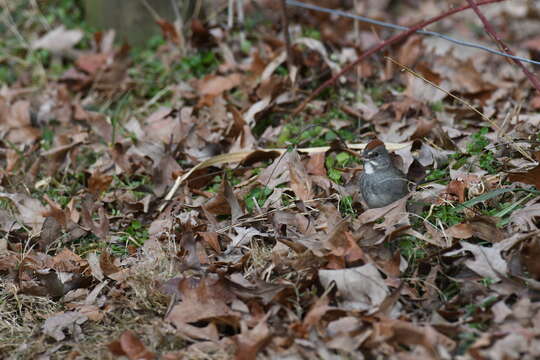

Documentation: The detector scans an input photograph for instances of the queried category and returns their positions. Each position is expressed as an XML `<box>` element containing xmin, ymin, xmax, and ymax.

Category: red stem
<box><xmin>292</xmin><ymin>0</ymin><xmax>508</xmax><ymax>116</ymax></box>
<box><xmin>465</xmin><ymin>0</ymin><xmax>540</xmax><ymax>94</ymax></box>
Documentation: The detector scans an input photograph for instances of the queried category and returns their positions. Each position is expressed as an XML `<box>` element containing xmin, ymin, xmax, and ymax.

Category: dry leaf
<box><xmin>43</xmin><ymin>311</ymin><xmax>87</xmax><ymax>341</ymax></box>
<box><xmin>31</xmin><ymin>25</ymin><xmax>83</xmax><ymax>52</ymax></box>
<box><xmin>319</xmin><ymin>263</ymin><xmax>389</xmax><ymax>312</ymax></box>
<box><xmin>508</xmin><ymin>165</ymin><xmax>540</xmax><ymax>190</ymax></box>
<box><xmin>108</xmin><ymin>331</ymin><xmax>156</xmax><ymax>360</ymax></box>
<box><xmin>234</xmin><ymin>317</ymin><xmax>272</xmax><ymax>360</ymax></box>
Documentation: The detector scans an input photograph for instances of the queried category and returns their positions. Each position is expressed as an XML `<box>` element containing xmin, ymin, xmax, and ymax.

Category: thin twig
<box><xmin>387</xmin><ymin>57</ymin><xmax>492</xmax><ymax>123</ymax></box>
<box><xmin>385</xmin><ymin>56</ymin><xmax>534</xmax><ymax>162</ymax></box>
<box><xmin>465</xmin><ymin>0</ymin><xmax>540</xmax><ymax>94</ymax></box>
<box><xmin>170</xmin><ymin>0</ymin><xmax>186</xmax><ymax>53</ymax></box>
<box><xmin>287</xmin><ymin>0</ymin><xmax>540</xmax><ymax>66</ymax></box>
<box><xmin>280</xmin><ymin>0</ymin><xmax>294</xmax><ymax>74</ymax></box>
<box><xmin>228</xmin><ymin>0</ymin><xmax>234</xmax><ymax>28</ymax></box>
<box><xmin>139</xmin><ymin>0</ymin><xmax>162</xmax><ymax>22</ymax></box>
<box><xmin>291</xmin><ymin>0</ymin><xmax>506</xmax><ymax>116</ymax></box>
<box><xmin>237</xmin><ymin>0</ymin><xmax>245</xmax><ymax>43</ymax></box>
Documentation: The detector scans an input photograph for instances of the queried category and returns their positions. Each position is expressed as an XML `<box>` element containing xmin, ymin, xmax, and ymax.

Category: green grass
<box><xmin>425</xmin><ymin>168</ymin><xmax>448</xmax><ymax>182</ymax></box>
<box><xmin>276</xmin><ymin>108</ymin><xmax>355</xmax><ymax>147</ymax></box>
<box><xmin>424</xmin><ymin>205</ymin><xmax>464</xmax><ymax>227</ymax></box>
<box><xmin>464</xmin><ymin>127</ymin><xmax>500</xmax><ymax>174</ymax></box>
<box><xmin>339</xmin><ymin>195</ymin><xmax>356</xmax><ymax>217</ymax></box>
<box><xmin>244</xmin><ymin>186</ymin><xmax>273</xmax><ymax>213</ymax></box>
<box><xmin>398</xmin><ymin>235</ymin><xmax>427</xmax><ymax>263</ymax></box>
<box><xmin>206</xmin><ymin>170</ymin><xmax>242</xmax><ymax>193</ymax></box>
<box><xmin>0</xmin><ymin>0</ymin><xmax>94</xmax><ymax>86</ymax></box>
<box><xmin>430</xmin><ymin>100</ymin><xmax>445</xmax><ymax>112</ymax></box>
<box><xmin>302</xmin><ymin>27</ymin><xmax>321</xmax><ymax>40</ymax></box>
<box><xmin>129</xmin><ymin>36</ymin><xmax>221</xmax><ymax>99</ymax></box>
<box><xmin>118</xmin><ymin>220</ymin><xmax>149</xmax><ymax>249</ymax></box>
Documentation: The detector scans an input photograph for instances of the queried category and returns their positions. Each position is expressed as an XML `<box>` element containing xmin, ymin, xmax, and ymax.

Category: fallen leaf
<box><xmin>166</xmin><ymin>277</ymin><xmax>241</xmax><ymax>340</ymax></box>
<box><xmin>87</xmin><ymin>252</ymin><xmax>104</xmax><ymax>281</ymax></box>
<box><xmin>446</xmin><ymin>241</ymin><xmax>508</xmax><ymax>281</ymax></box>
<box><xmin>319</xmin><ymin>263</ymin><xmax>389</xmax><ymax>312</ymax></box>
<box><xmin>444</xmin><ymin>179</ymin><xmax>466</xmax><ymax>203</ymax></box>
<box><xmin>0</xmin><ymin>192</ymin><xmax>46</xmax><ymax>235</ymax></box>
<box><xmin>234</xmin><ymin>316</ymin><xmax>272</xmax><ymax>360</ymax></box>
<box><xmin>288</xmin><ymin>150</ymin><xmax>313</xmax><ymax>202</ymax></box>
<box><xmin>509</xmin><ymin>202</ymin><xmax>540</xmax><ymax>231</ymax></box>
<box><xmin>108</xmin><ymin>331</ymin><xmax>156</xmax><ymax>360</ymax></box>
<box><xmin>156</xmin><ymin>19</ymin><xmax>180</xmax><ymax>44</ymax></box>
<box><xmin>521</xmin><ymin>238</ymin><xmax>540</xmax><ymax>280</ymax></box>
<box><xmin>88</xmin><ymin>170</ymin><xmax>113</xmax><ymax>196</ymax></box>
<box><xmin>31</xmin><ymin>25</ymin><xmax>83</xmax><ymax>53</ymax></box>
<box><xmin>75</xmin><ymin>53</ymin><xmax>108</xmax><ymax>74</ymax></box>
<box><xmin>223</xmin><ymin>178</ymin><xmax>243</xmax><ymax>222</ymax></box>
<box><xmin>306</xmin><ymin>152</ymin><xmax>327</xmax><ymax>176</ymax></box>
<box><xmin>446</xmin><ymin>223</ymin><xmax>474</xmax><ymax>239</ymax></box>
<box><xmin>197</xmin><ymin>73</ymin><xmax>243</xmax><ymax>97</ymax></box>
<box><xmin>508</xmin><ymin>165</ymin><xmax>540</xmax><ymax>190</ymax></box>
<box><xmin>43</xmin><ymin>311</ymin><xmax>87</xmax><ymax>341</ymax></box>
<box><xmin>370</xmin><ymin>318</ymin><xmax>455</xmax><ymax>357</ymax></box>
<box><xmin>358</xmin><ymin>195</ymin><xmax>410</xmax><ymax>236</ymax></box>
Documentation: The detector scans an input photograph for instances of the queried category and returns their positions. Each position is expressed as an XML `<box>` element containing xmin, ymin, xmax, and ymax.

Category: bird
<box><xmin>359</xmin><ymin>139</ymin><xmax>409</xmax><ymax>208</ymax></box>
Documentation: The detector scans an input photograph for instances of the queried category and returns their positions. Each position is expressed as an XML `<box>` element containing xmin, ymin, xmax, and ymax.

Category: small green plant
<box><xmin>466</xmin><ymin>128</ymin><xmax>500</xmax><ymax>173</ymax></box>
<box><xmin>112</xmin><ymin>175</ymin><xmax>150</xmax><ymax>201</ymax></box>
<box><xmin>206</xmin><ymin>176</ymin><xmax>223</xmax><ymax>193</ymax></box>
<box><xmin>176</xmin><ymin>50</ymin><xmax>220</xmax><ymax>79</ymax></box>
<box><xmin>466</xmin><ymin>127</ymin><xmax>490</xmax><ymax>154</ymax></box>
<box><xmin>464</xmin><ymin>295</ymin><xmax>497</xmax><ymax>318</ymax></box>
<box><xmin>425</xmin><ymin>168</ymin><xmax>448</xmax><ymax>182</ymax></box>
<box><xmin>398</xmin><ymin>236</ymin><xmax>427</xmax><ymax>263</ymax></box>
<box><xmin>129</xmin><ymin>38</ymin><xmax>169</xmax><ymax>98</ymax></box>
<box><xmin>276</xmin><ymin>108</ymin><xmax>354</xmax><ymax>147</ymax></box>
<box><xmin>130</xmin><ymin>37</ymin><xmax>219</xmax><ymax>98</ymax></box>
<box><xmin>450</xmin><ymin>152</ymin><xmax>468</xmax><ymax>170</ymax></box>
<box><xmin>206</xmin><ymin>170</ymin><xmax>242</xmax><ymax>193</ymax></box>
<box><xmin>441</xmin><ymin>280</ymin><xmax>460</xmax><ymax>302</ymax></box>
<box><xmin>430</xmin><ymin>101</ymin><xmax>444</xmax><ymax>112</ymax></box>
<box><xmin>76</xmin><ymin>147</ymin><xmax>99</xmax><ymax>170</ymax></box>
<box><xmin>325</xmin><ymin>150</ymin><xmax>359</xmax><ymax>184</ymax></box>
<box><xmin>43</xmin><ymin>0</ymin><xmax>86</xmax><ymax>28</ymax></box>
<box><xmin>240</xmin><ymin>39</ymin><xmax>252</xmax><ymax>54</ymax></box>
<box><xmin>244</xmin><ymin>186</ymin><xmax>273</xmax><ymax>212</ymax></box>
<box><xmin>448</xmin><ymin>128</ymin><xmax>500</xmax><ymax>174</ymax></box>
<box><xmin>456</xmin><ymin>331</ymin><xmax>479</xmax><ymax>355</ymax></box>
<box><xmin>325</xmin><ymin>156</ymin><xmax>341</xmax><ymax>183</ymax></box>
<box><xmin>339</xmin><ymin>195</ymin><xmax>356</xmax><ymax>216</ymax></box>
<box><xmin>478</xmin><ymin>152</ymin><xmax>498</xmax><ymax>174</ymax></box>
<box><xmin>41</xmin><ymin>126</ymin><xmax>55</xmax><ymax>151</ymax></box>
<box><xmin>303</xmin><ymin>27</ymin><xmax>321</xmax><ymax>40</ymax></box>
<box><xmin>366</xmin><ymin>86</ymin><xmax>385</xmax><ymax>105</ymax></box>
<box><xmin>335</xmin><ymin>152</ymin><xmax>354</xmax><ymax>167</ymax></box>
<box><xmin>0</xmin><ymin>65</ymin><xmax>16</xmax><ymax>84</ymax></box>
<box><xmin>275</xmin><ymin>65</ymin><xmax>289</xmax><ymax>76</ymax></box>
<box><xmin>423</xmin><ymin>205</ymin><xmax>464</xmax><ymax>227</ymax></box>
<box><xmin>480</xmin><ymin>277</ymin><xmax>496</xmax><ymax>287</ymax></box>
<box><xmin>119</xmin><ymin>220</ymin><xmax>149</xmax><ymax>249</ymax></box>
<box><xmin>110</xmin><ymin>244</ymin><xmax>129</xmax><ymax>256</ymax></box>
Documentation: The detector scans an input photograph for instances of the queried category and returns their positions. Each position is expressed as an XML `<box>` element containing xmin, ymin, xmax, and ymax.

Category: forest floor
<box><xmin>1</xmin><ymin>0</ymin><xmax>540</xmax><ymax>359</ymax></box>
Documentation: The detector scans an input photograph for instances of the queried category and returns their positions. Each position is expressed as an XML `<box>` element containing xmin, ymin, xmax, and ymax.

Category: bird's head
<box><xmin>362</xmin><ymin>139</ymin><xmax>392</xmax><ymax>174</ymax></box>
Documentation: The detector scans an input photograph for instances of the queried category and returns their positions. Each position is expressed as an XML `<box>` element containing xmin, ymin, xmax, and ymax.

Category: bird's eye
<box><xmin>372</xmin><ymin>152</ymin><xmax>379</xmax><ymax>157</ymax></box>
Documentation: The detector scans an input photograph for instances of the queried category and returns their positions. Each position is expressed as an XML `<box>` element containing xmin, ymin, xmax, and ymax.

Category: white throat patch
<box><xmin>364</xmin><ymin>161</ymin><xmax>376</xmax><ymax>174</ymax></box>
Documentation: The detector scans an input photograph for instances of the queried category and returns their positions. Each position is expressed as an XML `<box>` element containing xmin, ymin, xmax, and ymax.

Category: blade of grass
<box><xmin>455</xmin><ymin>187</ymin><xmax>540</xmax><ymax>212</ymax></box>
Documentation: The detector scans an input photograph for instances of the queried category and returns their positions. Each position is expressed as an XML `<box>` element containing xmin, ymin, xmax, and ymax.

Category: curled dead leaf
<box><xmin>108</xmin><ymin>330</ymin><xmax>156</xmax><ymax>360</ymax></box>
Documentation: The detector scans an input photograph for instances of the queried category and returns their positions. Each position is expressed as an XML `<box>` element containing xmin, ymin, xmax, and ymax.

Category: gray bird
<box><xmin>359</xmin><ymin>140</ymin><xmax>409</xmax><ymax>208</ymax></box>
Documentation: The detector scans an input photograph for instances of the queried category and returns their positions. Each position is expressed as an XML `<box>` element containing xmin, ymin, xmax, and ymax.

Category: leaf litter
<box><xmin>2</xmin><ymin>0</ymin><xmax>540</xmax><ymax>359</ymax></box>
